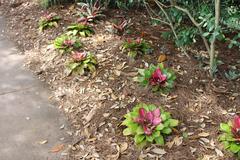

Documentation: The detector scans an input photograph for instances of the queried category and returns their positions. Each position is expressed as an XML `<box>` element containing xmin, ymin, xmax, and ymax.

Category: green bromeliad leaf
<box><xmin>67</xmin><ymin>24</ymin><xmax>94</xmax><ymax>37</ymax></box>
<box><xmin>169</xmin><ymin>119</ymin><xmax>179</xmax><ymax>127</ymax></box>
<box><xmin>123</xmin><ymin>128</ymin><xmax>132</xmax><ymax>136</ymax></box>
<box><xmin>229</xmin><ymin>143</ymin><xmax>240</xmax><ymax>153</ymax></box>
<box><xmin>162</xmin><ymin>128</ymin><xmax>172</xmax><ymax>134</ymax></box>
<box><xmin>220</xmin><ymin>123</ymin><xmax>231</xmax><ymax>133</ymax></box>
<box><xmin>134</xmin><ymin>134</ymin><xmax>145</xmax><ymax>144</ymax></box>
<box><xmin>154</xmin><ymin>135</ymin><xmax>164</xmax><ymax>145</ymax></box>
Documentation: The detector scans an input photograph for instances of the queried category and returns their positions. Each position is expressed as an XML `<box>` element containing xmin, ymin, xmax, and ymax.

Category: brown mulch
<box><xmin>1</xmin><ymin>1</ymin><xmax>240</xmax><ymax>160</ymax></box>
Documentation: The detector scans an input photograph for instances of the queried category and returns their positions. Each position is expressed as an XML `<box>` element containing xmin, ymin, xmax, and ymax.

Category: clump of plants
<box><xmin>66</xmin><ymin>51</ymin><xmax>98</xmax><ymax>75</ymax></box>
<box><xmin>219</xmin><ymin>115</ymin><xmax>240</xmax><ymax>158</ymax></box>
<box><xmin>121</xmin><ymin>38</ymin><xmax>153</xmax><ymax>58</ymax></box>
<box><xmin>112</xmin><ymin>19</ymin><xmax>130</xmax><ymax>35</ymax></box>
<box><xmin>67</xmin><ymin>23</ymin><xmax>94</xmax><ymax>37</ymax></box>
<box><xmin>135</xmin><ymin>63</ymin><xmax>176</xmax><ymax>94</ymax></box>
<box><xmin>39</xmin><ymin>13</ymin><xmax>61</xmax><ymax>32</ymax></box>
<box><xmin>77</xmin><ymin>1</ymin><xmax>104</xmax><ymax>23</ymax></box>
<box><xmin>54</xmin><ymin>35</ymin><xmax>82</xmax><ymax>53</ymax></box>
<box><xmin>122</xmin><ymin>103</ymin><xmax>178</xmax><ymax>148</ymax></box>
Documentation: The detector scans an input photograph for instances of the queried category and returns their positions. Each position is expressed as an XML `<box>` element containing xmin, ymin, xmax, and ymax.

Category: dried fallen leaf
<box><xmin>173</xmin><ymin>136</ymin><xmax>183</xmax><ymax>146</ymax></box>
<box><xmin>215</xmin><ymin>148</ymin><xmax>224</xmax><ymax>157</ymax></box>
<box><xmin>190</xmin><ymin>147</ymin><xmax>197</xmax><ymax>153</ymax></box>
<box><xmin>107</xmin><ymin>143</ymin><xmax>120</xmax><ymax>160</ymax></box>
<box><xmin>158</xmin><ymin>54</ymin><xmax>167</xmax><ymax>63</ymax></box>
<box><xmin>119</xmin><ymin>142</ymin><xmax>128</xmax><ymax>153</ymax></box>
<box><xmin>198</xmin><ymin>132</ymin><xmax>210</xmax><ymax>137</ymax></box>
<box><xmin>151</xmin><ymin>148</ymin><xmax>166</xmax><ymax>155</ymax></box>
<box><xmin>84</xmin><ymin>106</ymin><xmax>97</xmax><ymax>123</ymax></box>
<box><xmin>39</xmin><ymin>140</ymin><xmax>48</xmax><ymax>145</ymax></box>
<box><xmin>50</xmin><ymin>144</ymin><xmax>64</xmax><ymax>153</ymax></box>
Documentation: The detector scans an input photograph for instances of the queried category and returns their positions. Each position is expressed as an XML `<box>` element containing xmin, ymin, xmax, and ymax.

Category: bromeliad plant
<box><xmin>54</xmin><ymin>35</ymin><xmax>82</xmax><ymax>53</ymax></box>
<box><xmin>77</xmin><ymin>0</ymin><xmax>104</xmax><ymax>23</ymax></box>
<box><xmin>135</xmin><ymin>63</ymin><xmax>176</xmax><ymax>94</ymax></box>
<box><xmin>122</xmin><ymin>103</ymin><xmax>179</xmax><ymax>148</ymax></box>
<box><xmin>121</xmin><ymin>38</ymin><xmax>153</xmax><ymax>58</ymax></box>
<box><xmin>112</xmin><ymin>19</ymin><xmax>130</xmax><ymax>35</ymax></box>
<box><xmin>219</xmin><ymin>115</ymin><xmax>240</xmax><ymax>158</ymax></box>
<box><xmin>67</xmin><ymin>23</ymin><xmax>94</xmax><ymax>37</ymax></box>
<box><xmin>66</xmin><ymin>51</ymin><xmax>98</xmax><ymax>75</ymax></box>
<box><xmin>39</xmin><ymin>13</ymin><xmax>61</xmax><ymax>32</ymax></box>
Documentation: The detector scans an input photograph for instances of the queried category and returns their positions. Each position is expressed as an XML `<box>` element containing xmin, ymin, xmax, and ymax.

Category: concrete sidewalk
<box><xmin>0</xmin><ymin>17</ymin><xmax>71</xmax><ymax>160</ymax></box>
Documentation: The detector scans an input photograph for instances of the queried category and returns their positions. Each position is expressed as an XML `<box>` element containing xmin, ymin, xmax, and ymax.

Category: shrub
<box><xmin>54</xmin><ymin>35</ymin><xmax>82</xmax><ymax>53</ymax></box>
<box><xmin>67</xmin><ymin>23</ymin><xmax>94</xmax><ymax>37</ymax></box>
<box><xmin>40</xmin><ymin>0</ymin><xmax>75</xmax><ymax>8</ymax></box>
<box><xmin>66</xmin><ymin>51</ymin><xmax>98</xmax><ymax>75</ymax></box>
<box><xmin>219</xmin><ymin>115</ymin><xmax>240</xmax><ymax>158</ymax></box>
<box><xmin>39</xmin><ymin>13</ymin><xmax>61</xmax><ymax>32</ymax></box>
<box><xmin>122</xmin><ymin>103</ymin><xmax>179</xmax><ymax>148</ymax></box>
<box><xmin>135</xmin><ymin>63</ymin><xmax>176</xmax><ymax>94</ymax></box>
<box><xmin>121</xmin><ymin>38</ymin><xmax>153</xmax><ymax>58</ymax></box>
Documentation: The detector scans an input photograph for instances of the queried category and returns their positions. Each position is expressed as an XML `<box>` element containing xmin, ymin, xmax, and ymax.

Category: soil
<box><xmin>1</xmin><ymin>1</ymin><xmax>240</xmax><ymax>160</ymax></box>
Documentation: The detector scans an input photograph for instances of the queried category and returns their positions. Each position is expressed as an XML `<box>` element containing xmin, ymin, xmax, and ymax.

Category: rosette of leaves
<box><xmin>122</xmin><ymin>103</ymin><xmax>178</xmax><ymax>148</ymax></box>
<box><xmin>121</xmin><ymin>38</ymin><xmax>153</xmax><ymax>58</ymax></box>
<box><xmin>112</xmin><ymin>19</ymin><xmax>131</xmax><ymax>35</ymax></box>
<box><xmin>135</xmin><ymin>63</ymin><xmax>176</xmax><ymax>94</ymax></box>
<box><xmin>67</xmin><ymin>24</ymin><xmax>94</xmax><ymax>37</ymax></box>
<box><xmin>66</xmin><ymin>51</ymin><xmax>98</xmax><ymax>75</ymax></box>
<box><xmin>39</xmin><ymin>13</ymin><xmax>61</xmax><ymax>32</ymax></box>
<box><xmin>219</xmin><ymin>115</ymin><xmax>240</xmax><ymax>158</ymax></box>
<box><xmin>77</xmin><ymin>1</ymin><xmax>104</xmax><ymax>23</ymax></box>
<box><xmin>54</xmin><ymin>35</ymin><xmax>82</xmax><ymax>53</ymax></box>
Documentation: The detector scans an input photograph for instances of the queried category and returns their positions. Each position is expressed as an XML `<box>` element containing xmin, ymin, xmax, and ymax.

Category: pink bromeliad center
<box><xmin>135</xmin><ymin>108</ymin><xmax>162</xmax><ymax>135</ymax></box>
<box><xmin>150</xmin><ymin>68</ymin><xmax>167</xmax><ymax>86</ymax></box>
<box><xmin>232</xmin><ymin>115</ymin><xmax>240</xmax><ymax>140</ymax></box>
<box><xmin>44</xmin><ymin>13</ymin><xmax>56</xmax><ymax>21</ymax></box>
<box><xmin>135</xmin><ymin>37</ymin><xmax>142</xmax><ymax>44</ymax></box>
<box><xmin>63</xmin><ymin>40</ymin><xmax>75</xmax><ymax>46</ymax></box>
<box><xmin>72</xmin><ymin>51</ymin><xmax>87</xmax><ymax>62</ymax></box>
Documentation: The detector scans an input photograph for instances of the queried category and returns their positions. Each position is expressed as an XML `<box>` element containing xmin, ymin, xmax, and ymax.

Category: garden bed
<box><xmin>1</xmin><ymin>1</ymin><xmax>240</xmax><ymax>160</ymax></box>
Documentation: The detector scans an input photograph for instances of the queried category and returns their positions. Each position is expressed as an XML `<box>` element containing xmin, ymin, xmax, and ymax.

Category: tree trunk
<box><xmin>209</xmin><ymin>0</ymin><xmax>220</xmax><ymax>76</ymax></box>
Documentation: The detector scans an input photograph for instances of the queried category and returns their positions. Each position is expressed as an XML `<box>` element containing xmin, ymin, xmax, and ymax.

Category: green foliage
<box><xmin>228</xmin><ymin>33</ymin><xmax>240</xmax><ymax>49</ymax></box>
<box><xmin>225</xmin><ymin>70</ymin><xmax>240</xmax><ymax>80</ymax></box>
<box><xmin>135</xmin><ymin>63</ymin><xmax>176</xmax><ymax>94</ymax></box>
<box><xmin>121</xmin><ymin>38</ymin><xmax>153</xmax><ymax>58</ymax></box>
<box><xmin>54</xmin><ymin>35</ymin><xmax>82</xmax><ymax>53</ymax></box>
<box><xmin>176</xmin><ymin>27</ymin><xmax>198</xmax><ymax>47</ymax></box>
<box><xmin>122</xmin><ymin>103</ymin><xmax>179</xmax><ymax>148</ymax></box>
<box><xmin>152</xmin><ymin>1</ymin><xmax>240</xmax><ymax>48</ymax></box>
<box><xmin>66</xmin><ymin>51</ymin><xmax>98</xmax><ymax>75</ymax></box>
<box><xmin>114</xmin><ymin>0</ymin><xmax>144</xmax><ymax>9</ymax></box>
<box><xmin>40</xmin><ymin>0</ymin><xmax>75</xmax><ymax>8</ymax></box>
<box><xmin>39</xmin><ymin>13</ymin><xmax>61</xmax><ymax>32</ymax></box>
<box><xmin>219</xmin><ymin>122</ymin><xmax>240</xmax><ymax>158</ymax></box>
<box><xmin>67</xmin><ymin>24</ymin><xmax>94</xmax><ymax>37</ymax></box>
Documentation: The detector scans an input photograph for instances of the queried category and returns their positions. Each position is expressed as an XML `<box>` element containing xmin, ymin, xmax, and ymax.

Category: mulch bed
<box><xmin>1</xmin><ymin>1</ymin><xmax>240</xmax><ymax>160</ymax></box>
